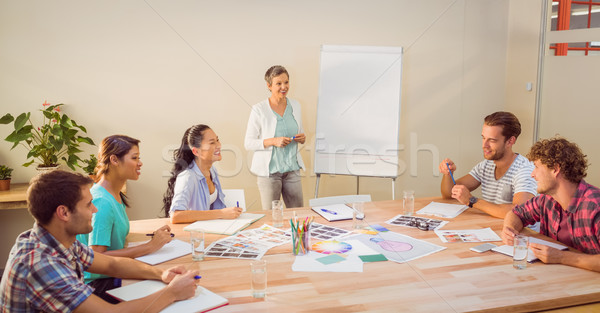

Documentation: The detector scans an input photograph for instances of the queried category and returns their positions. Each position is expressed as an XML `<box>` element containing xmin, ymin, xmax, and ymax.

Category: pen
<box><xmin>146</xmin><ymin>233</ymin><xmax>175</xmax><ymax>237</ymax></box>
<box><xmin>194</xmin><ymin>275</ymin><xmax>202</xmax><ymax>280</ymax></box>
<box><xmin>446</xmin><ymin>162</ymin><xmax>456</xmax><ymax>185</ymax></box>
<box><xmin>291</xmin><ymin>136</ymin><xmax>296</xmax><ymax>140</ymax></box>
<box><xmin>237</xmin><ymin>201</ymin><xmax>239</xmax><ymax>207</ymax></box>
<box><xmin>320</xmin><ymin>208</ymin><xmax>338</xmax><ymax>215</ymax></box>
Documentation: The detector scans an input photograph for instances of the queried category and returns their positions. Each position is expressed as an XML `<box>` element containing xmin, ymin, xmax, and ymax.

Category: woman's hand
<box><xmin>293</xmin><ymin>133</ymin><xmax>306</xmax><ymax>144</ymax></box>
<box><xmin>149</xmin><ymin>225</ymin><xmax>172</xmax><ymax>249</ymax></box>
<box><xmin>269</xmin><ymin>137</ymin><xmax>292</xmax><ymax>148</ymax></box>
<box><xmin>219</xmin><ymin>206</ymin><xmax>243</xmax><ymax>219</ymax></box>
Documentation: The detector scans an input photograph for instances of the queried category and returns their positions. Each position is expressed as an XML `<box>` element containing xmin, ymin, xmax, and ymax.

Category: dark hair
<box><xmin>264</xmin><ymin>65</ymin><xmax>289</xmax><ymax>85</ymax></box>
<box><xmin>28</xmin><ymin>170</ymin><xmax>93</xmax><ymax>225</ymax></box>
<box><xmin>96</xmin><ymin>135</ymin><xmax>140</xmax><ymax>207</ymax></box>
<box><xmin>527</xmin><ymin>137</ymin><xmax>588</xmax><ymax>184</ymax></box>
<box><xmin>484</xmin><ymin>111</ymin><xmax>521</xmax><ymax>140</ymax></box>
<box><xmin>162</xmin><ymin>124</ymin><xmax>211</xmax><ymax>217</ymax></box>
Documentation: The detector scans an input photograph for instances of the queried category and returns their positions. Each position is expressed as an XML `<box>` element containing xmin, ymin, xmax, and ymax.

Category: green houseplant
<box><xmin>0</xmin><ymin>164</ymin><xmax>13</xmax><ymax>191</ymax></box>
<box><xmin>0</xmin><ymin>101</ymin><xmax>95</xmax><ymax>170</ymax></box>
<box><xmin>82</xmin><ymin>154</ymin><xmax>98</xmax><ymax>178</ymax></box>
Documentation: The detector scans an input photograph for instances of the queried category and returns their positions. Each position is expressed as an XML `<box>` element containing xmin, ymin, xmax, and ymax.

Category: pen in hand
<box><xmin>146</xmin><ymin>233</ymin><xmax>175</xmax><ymax>237</ymax></box>
<box><xmin>446</xmin><ymin>162</ymin><xmax>456</xmax><ymax>185</ymax></box>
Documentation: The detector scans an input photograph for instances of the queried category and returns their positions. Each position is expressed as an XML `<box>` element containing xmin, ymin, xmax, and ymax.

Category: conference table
<box><xmin>127</xmin><ymin>197</ymin><xmax>600</xmax><ymax>312</ymax></box>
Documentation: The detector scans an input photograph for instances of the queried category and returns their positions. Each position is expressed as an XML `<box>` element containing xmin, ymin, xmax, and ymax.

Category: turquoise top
<box><xmin>269</xmin><ymin>100</ymin><xmax>301</xmax><ymax>174</ymax></box>
<box><xmin>77</xmin><ymin>184</ymin><xmax>129</xmax><ymax>283</ymax></box>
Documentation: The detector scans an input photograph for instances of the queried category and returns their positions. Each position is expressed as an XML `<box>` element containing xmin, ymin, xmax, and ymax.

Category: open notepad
<box><xmin>492</xmin><ymin>237</ymin><xmax>568</xmax><ymax>262</ymax></box>
<box><xmin>107</xmin><ymin>280</ymin><xmax>228</xmax><ymax>313</ymax></box>
<box><xmin>416</xmin><ymin>202</ymin><xmax>468</xmax><ymax>218</ymax></box>
<box><xmin>311</xmin><ymin>203</ymin><xmax>355</xmax><ymax>221</ymax></box>
<box><xmin>183</xmin><ymin>213</ymin><xmax>264</xmax><ymax>235</ymax></box>
<box><xmin>134</xmin><ymin>239</ymin><xmax>191</xmax><ymax>265</ymax></box>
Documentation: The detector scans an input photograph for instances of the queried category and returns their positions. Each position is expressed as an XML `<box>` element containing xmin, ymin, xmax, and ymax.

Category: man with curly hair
<box><xmin>502</xmin><ymin>137</ymin><xmax>600</xmax><ymax>272</ymax></box>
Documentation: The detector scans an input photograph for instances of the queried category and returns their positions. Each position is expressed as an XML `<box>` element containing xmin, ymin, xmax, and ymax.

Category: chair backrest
<box><xmin>308</xmin><ymin>194</ymin><xmax>371</xmax><ymax>207</ymax></box>
<box><xmin>222</xmin><ymin>189</ymin><xmax>246</xmax><ymax>212</ymax></box>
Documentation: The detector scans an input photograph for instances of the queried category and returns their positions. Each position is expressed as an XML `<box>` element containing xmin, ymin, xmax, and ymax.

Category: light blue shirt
<box><xmin>77</xmin><ymin>184</ymin><xmax>129</xmax><ymax>283</ymax></box>
<box><xmin>269</xmin><ymin>101</ymin><xmax>300</xmax><ymax>174</ymax></box>
<box><xmin>169</xmin><ymin>162</ymin><xmax>227</xmax><ymax>213</ymax></box>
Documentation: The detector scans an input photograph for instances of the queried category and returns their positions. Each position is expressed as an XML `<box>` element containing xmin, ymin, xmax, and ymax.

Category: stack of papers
<box><xmin>491</xmin><ymin>237</ymin><xmax>568</xmax><ymax>262</ymax></box>
<box><xmin>107</xmin><ymin>280</ymin><xmax>228</xmax><ymax>313</ymax></box>
<box><xmin>311</xmin><ymin>203</ymin><xmax>354</xmax><ymax>221</ymax></box>
<box><xmin>416</xmin><ymin>201</ymin><xmax>468</xmax><ymax>218</ymax></box>
<box><xmin>183</xmin><ymin>213</ymin><xmax>264</xmax><ymax>235</ymax></box>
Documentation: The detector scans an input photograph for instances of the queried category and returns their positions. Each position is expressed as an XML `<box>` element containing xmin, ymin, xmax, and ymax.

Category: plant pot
<box><xmin>0</xmin><ymin>179</ymin><xmax>10</xmax><ymax>191</ymax></box>
<box><xmin>36</xmin><ymin>165</ymin><xmax>60</xmax><ymax>175</ymax></box>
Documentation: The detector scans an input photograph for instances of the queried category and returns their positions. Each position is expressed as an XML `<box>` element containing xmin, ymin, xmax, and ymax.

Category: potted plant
<box><xmin>0</xmin><ymin>101</ymin><xmax>95</xmax><ymax>171</ymax></box>
<box><xmin>82</xmin><ymin>154</ymin><xmax>98</xmax><ymax>180</ymax></box>
<box><xmin>0</xmin><ymin>165</ymin><xmax>13</xmax><ymax>191</ymax></box>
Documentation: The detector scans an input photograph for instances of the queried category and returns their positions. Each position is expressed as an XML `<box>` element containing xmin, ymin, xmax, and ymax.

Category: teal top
<box><xmin>269</xmin><ymin>101</ymin><xmax>301</xmax><ymax>174</ymax></box>
<box><xmin>76</xmin><ymin>184</ymin><xmax>129</xmax><ymax>283</ymax></box>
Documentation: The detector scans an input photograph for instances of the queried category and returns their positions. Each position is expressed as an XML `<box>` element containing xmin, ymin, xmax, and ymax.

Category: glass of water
<box><xmin>190</xmin><ymin>230</ymin><xmax>204</xmax><ymax>261</ymax></box>
<box><xmin>403</xmin><ymin>190</ymin><xmax>415</xmax><ymax>216</ymax></box>
<box><xmin>513</xmin><ymin>234</ymin><xmax>529</xmax><ymax>270</ymax></box>
<box><xmin>272</xmin><ymin>200</ymin><xmax>284</xmax><ymax>228</ymax></box>
<box><xmin>250</xmin><ymin>259</ymin><xmax>267</xmax><ymax>298</ymax></box>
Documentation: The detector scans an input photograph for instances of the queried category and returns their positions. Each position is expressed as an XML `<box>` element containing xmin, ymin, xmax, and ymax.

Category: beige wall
<box><xmin>0</xmin><ymin>0</ymin><xmax>528</xmax><ymax>265</ymax></box>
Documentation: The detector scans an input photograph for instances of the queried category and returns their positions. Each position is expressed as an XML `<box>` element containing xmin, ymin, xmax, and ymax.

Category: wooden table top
<box><xmin>127</xmin><ymin>197</ymin><xmax>600</xmax><ymax>312</ymax></box>
<box><xmin>0</xmin><ymin>183</ymin><xmax>28</xmax><ymax>210</ymax></box>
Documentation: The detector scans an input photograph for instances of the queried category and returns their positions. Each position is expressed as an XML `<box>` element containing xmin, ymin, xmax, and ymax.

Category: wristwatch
<box><xmin>468</xmin><ymin>196</ymin><xmax>478</xmax><ymax>208</ymax></box>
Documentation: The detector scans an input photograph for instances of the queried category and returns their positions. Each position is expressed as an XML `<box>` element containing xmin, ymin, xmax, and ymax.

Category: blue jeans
<box><xmin>257</xmin><ymin>170</ymin><xmax>303</xmax><ymax>210</ymax></box>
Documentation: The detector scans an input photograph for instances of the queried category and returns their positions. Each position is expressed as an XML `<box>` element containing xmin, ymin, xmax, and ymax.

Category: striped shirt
<box><xmin>0</xmin><ymin>224</ymin><xmax>94</xmax><ymax>313</ymax></box>
<box><xmin>513</xmin><ymin>180</ymin><xmax>600</xmax><ymax>254</ymax></box>
<box><xmin>469</xmin><ymin>154</ymin><xmax>537</xmax><ymax>204</ymax></box>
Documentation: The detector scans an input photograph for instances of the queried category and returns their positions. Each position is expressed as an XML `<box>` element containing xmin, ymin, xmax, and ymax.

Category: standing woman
<box><xmin>76</xmin><ymin>135</ymin><xmax>172</xmax><ymax>302</ymax></box>
<box><xmin>245</xmin><ymin>65</ymin><xmax>306</xmax><ymax>210</ymax></box>
<box><xmin>162</xmin><ymin>124</ymin><xmax>243</xmax><ymax>223</ymax></box>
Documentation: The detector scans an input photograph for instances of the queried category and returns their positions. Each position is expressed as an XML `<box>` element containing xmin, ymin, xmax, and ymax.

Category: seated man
<box><xmin>0</xmin><ymin>170</ymin><xmax>198</xmax><ymax>312</ymax></box>
<box><xmin>440</xmin><ymin>111</ymin><xmax>537</xmax><ymax>218</ymax></box>
<box><xmin>502</xmin><ymin>137</ymin><xmax>600</xmax><ymax>272</ymax></box>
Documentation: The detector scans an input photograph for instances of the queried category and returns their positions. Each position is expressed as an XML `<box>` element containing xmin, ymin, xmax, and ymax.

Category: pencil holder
<box><xmin>291</xmin><ymin>223</ymin><xmax>310</xmax><ymax>256</ymax></box>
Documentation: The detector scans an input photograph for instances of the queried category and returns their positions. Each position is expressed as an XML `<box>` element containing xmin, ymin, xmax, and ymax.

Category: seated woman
<box><xmin>162</xmin><ymin>124</ymin><xmax>243</xmax><ymax>224</ymax></box>
<box><xmin>77</xmin><ymin>135</ymin><xmax>173</xmax><ymax>303</ymax></box>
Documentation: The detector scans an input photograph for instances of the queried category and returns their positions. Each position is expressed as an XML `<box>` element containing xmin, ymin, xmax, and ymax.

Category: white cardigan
<box><xmin>244</xmin><ymin>98</ymin><xmax>305</xmax><ymax>177</ymax></box>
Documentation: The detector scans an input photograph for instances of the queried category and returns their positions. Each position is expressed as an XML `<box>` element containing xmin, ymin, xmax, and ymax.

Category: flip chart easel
<box><xmin>314</xmin><ymin>45</ymin><xmax>402</xmax><ymax>199</ymax></box>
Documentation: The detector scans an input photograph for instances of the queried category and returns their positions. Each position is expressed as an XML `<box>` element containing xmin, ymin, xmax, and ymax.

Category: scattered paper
<box><xmin>434</xmin><ymin>228</ymin><xmax>502</xmax><ymax>243</ymax></box>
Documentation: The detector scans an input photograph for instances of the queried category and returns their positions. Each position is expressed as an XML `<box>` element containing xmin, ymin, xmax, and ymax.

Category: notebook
<box><xmin>491</xmin><ymin>237</ymin><xmax>568</xmax><ymax>262</ymax></box>
<box><xmin>107</xmin><ymin>280</ymin><xmax>228</xmax><ymax>313</ymax></box>
<box><xmin>311</xmin><ymin>203</ymin><xmax>355</xmax><ymax>221</ymax></box>
<box><xmin>416</xmin><ymin>201</ymin><xmax>468</xmax><ymax>218</ymax></box>
<box><xmin>134</xmin><ymin>239</ymin><xmax>191</xmax><ymax>265</ymax></box>
<box><xmin>183</xmin><ymin>213</ymin><xmax>264</xmax><ymax>235</ymax></box>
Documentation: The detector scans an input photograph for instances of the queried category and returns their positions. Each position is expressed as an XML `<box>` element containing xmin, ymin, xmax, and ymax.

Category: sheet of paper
<box><xmin>183</xmin><ymin>213</ymin><xmax>264</xmax><ymax>235</ymax></box>
<box><xmin>491</xmin><ymin>237</ymin><xmax>568</xmax><ymax>262</ymax></box>
<box><xmin>434</xmin><ymin>227</ymin><xmax>502</xmax><ymax>243</ymax></box>
<box><xmin>386</xmin><ymin>214</ymin><xmax>448</xmax><ymax>230</ymax></box>
<box><xmin>416</xmin><ymin>201</ymin><xmax>468</xmax><ymax>218</ymax></box>
<box><xmin>204</xmin><ymin>224</ymin><xmax>290</xmax><ymax>260</ymax></box>
<box><xmin>134</xmin><ymin>239</ymin><xmax>190</xmax><ymax>265</ymax></box>
<box><xmin>348</xmin><ymin>232</ymin><xmax>446</xmax><ymax>263</ymax></box>
<box><xmin>107</xmin><ymin>280</ymin><xmax>228</xmax><ymax>313</ymax></box>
